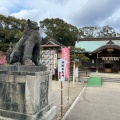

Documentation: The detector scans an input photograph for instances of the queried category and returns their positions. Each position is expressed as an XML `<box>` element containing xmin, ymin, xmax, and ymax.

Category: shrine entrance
<box><xmin>104</xmin><ymin>63</ymin><xmax>112</xmax><ymax>73</ymax></box>
<box><xmin>102</xmin><ymin>57</ymin><xmax>120</xmax><ymax>73</ymax></box>
<box><xmin>91</xmin><ymin>43</ymin><xmax>120</xmax><ymax>73</ymax></box>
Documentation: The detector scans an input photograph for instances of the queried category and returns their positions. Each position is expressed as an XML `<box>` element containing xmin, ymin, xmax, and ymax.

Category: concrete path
<box><xmin>64</xmin><ymin>82</ymin><xmax>120</xmax><ymax>120</ymax></box>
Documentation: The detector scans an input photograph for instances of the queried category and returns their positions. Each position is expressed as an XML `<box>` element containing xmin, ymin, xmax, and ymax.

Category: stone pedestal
<box><xmin>0</xmin><ymin>65</ymin><xmax>56</xmax><ymax>120</ymax></box>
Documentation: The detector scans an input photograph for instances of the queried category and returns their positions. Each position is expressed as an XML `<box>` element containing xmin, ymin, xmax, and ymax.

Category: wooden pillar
<box><xmin>96</xmin><ymin>53</ymin><xmax>99</xmax><ymax>73</ymax></box>
<box><xmin>73</xmin><ymin>61</ymin><xmax>75</xmax><ymax>85</ymax></box>
<box><xmin>119</xmin><ymin>60</ymin><xmax>120</xmax><ymax>73</ymax></box>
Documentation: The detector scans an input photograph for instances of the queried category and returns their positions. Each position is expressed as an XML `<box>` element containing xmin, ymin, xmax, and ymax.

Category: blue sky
<box><xmin>0</xmin><ymin>0</ymin><xmax>120</xmax><ymax>32</ymax></box>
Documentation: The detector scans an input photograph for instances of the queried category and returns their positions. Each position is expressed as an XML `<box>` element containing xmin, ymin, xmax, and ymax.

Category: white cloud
<box><xmin>99</xmin><ymin>8</ymin><xmax>120</xmax><ymax>32</ymax></box>
<box><xmin>69</xmin><ymin>0</ymin><xmax>120</xmax><ymax>27</ymax></box>
<box><xmin>10</xmin><ymin>8</ymin><xmax>64</xmax><ymax>24</ymax></box>
<box><xmin>10</xmin><ymin>9</ymin><xmax>43</xmax><ymax>22</ymax></box>
<box><xmin>0</xmin><ymin>0</ymin><xmax>120</xmax><ymax>32</ymax></box>
<box><xmin>8</xmin><ymin>0</ymin><xmax>68</xmax><ymax>23</ymax></box>
<box><xmin>0</xmin><ymin>7</ymin><xmax>9</xmax><ymax>16</ymax></box>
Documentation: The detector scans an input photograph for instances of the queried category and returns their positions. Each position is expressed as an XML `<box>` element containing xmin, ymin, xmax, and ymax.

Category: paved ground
<box><xmin>64</xmin><ymin>82</ymin><xmax>120</xmax><ymax>120</ymax></box>
<box><xmin>52</xmin><ymin>80</ymin><xmax>85</xmax><ymax>120</ymax></box>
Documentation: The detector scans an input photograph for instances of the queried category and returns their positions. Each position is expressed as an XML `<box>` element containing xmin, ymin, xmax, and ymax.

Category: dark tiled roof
<box><xmin>77</xmin><ymin>37</ymin><xmax>120</xmax><ymax>41</ymax></box>
<box><xmin>45</xmin><ymin>39</ymin><xmax>65</xmax><ymax>47</ymax></box>
<box><xmin>91</xmin><ymin>44</ymin><xmax>120</xmax><ymax>54</ymax></box>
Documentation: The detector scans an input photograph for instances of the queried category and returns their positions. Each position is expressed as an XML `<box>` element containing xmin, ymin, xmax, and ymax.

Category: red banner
<box><xmin>62</xmin><ymin>48</ymin><xmax>70</xmax><ymax>78</ymax></box>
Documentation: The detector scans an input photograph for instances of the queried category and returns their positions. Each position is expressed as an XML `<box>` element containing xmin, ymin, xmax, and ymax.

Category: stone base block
<box><xmin>0</xmin><ymin>65</ymin><xmax>46</xmax><ymax>72</ymax></box>
<box><xmin>0</xmin><ymin>65</ymin><xmax>56</xmax><ymax>120</ymax></box>
<box><xmin>40</xmin><ymin>106</ymin><xmax>56</xmax><ymax>120</ymax></box>
<box><xmin>0</xmin><ymin>106</ymin><xmax>56</xmax><ymax>120</ymax></box>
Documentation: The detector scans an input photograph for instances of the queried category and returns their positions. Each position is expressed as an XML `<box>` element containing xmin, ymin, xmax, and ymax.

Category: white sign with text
<box><xmin>58</xmin><ymin>58</ymin><xmax>66</xmax><ymax>82</ymax></box>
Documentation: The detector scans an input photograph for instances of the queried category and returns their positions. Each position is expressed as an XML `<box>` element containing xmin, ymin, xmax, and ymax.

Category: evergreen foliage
<box><xmin>0</xmin><ymin>14</ymin><xmax>26</xmax><ymax>52</ymax></box>
<box><xmin>0</xmin><ymin>14</ymin><xmax>120</xmax><ymax>53</ymax></box>
<box><xmin>70</xmin><ymin>46</ymin><xmax>89</xmax><ymax>69</ymax></box>
<box><xmin>40</xmin><ymin>18</ymin><xmax>79</xmax><ymax>46</ymax></box>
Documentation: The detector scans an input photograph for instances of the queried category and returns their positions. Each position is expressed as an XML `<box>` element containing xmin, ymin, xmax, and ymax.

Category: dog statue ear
<box><xmin>28</xmin><ymin>19</ymin><xmax>30</xmax><ymax>22</ymax></box>
<box><xmin>27</xmin><ymin>19</ymin><xmax>31</xmax><ymax>26</ymax></box>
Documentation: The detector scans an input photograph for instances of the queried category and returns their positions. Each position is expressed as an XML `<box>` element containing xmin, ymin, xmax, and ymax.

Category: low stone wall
<box><xmin>79</xmin><ymin>77</ymin><xmax>89</xmax><ymax>82</ymax></box>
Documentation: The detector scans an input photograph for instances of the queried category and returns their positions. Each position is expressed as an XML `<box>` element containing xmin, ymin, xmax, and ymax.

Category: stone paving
<box><xmin>52</xmin><ymin>80</ymin><xmax>85</xmax><ymax>120</ymax></box>
<box><xmin>65</xmin><ymin>82</ymin><xmax>120</xmax><ymax>120</ymax></box>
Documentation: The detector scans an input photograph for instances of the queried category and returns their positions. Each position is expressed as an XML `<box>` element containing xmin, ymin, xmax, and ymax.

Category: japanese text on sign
<box><xmin>58</xmin><ymin>58</ymin><xmax>66</xmax><ymax>82</ymax></box>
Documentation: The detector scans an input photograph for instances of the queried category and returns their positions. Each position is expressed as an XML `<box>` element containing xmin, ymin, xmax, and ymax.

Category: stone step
<box><xmin>0</xmin><ymin>116</ymin><xmax>15</xmax><ymax>120</ymax></box>
<box><xmin>90</xmin><ymin>72</ymin><xmax>120</xmax><ymax>83</ymax></box>
<box><xmin>102</xmin><ymin>77</ymin><xmax>120</xmax><ymax>82</ymax></box>
<box><xmin>103</xmin><ymin>77</ymin><xmax>120</xmax><ymax>79</ymax></box>
<box><xmin>103</xmin><ymin>80</ymin><xmax>120</xmax><ymax>82</ymax></box>
<box><xmin>91</xmin><ymin>73</ymin><xmax>120</xmax><ymax>78</ymax></box>
<box><xmin>91</xmin><ymin>75</ymin><xmax>120</xmax><ymax>78</ymax></box>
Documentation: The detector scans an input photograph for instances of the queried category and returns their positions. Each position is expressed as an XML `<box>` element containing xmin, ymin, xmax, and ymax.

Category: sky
<box><xmin>0</xmin><ymin>0</ymin><xmax>120</xmax><ymax>32</ymax></box>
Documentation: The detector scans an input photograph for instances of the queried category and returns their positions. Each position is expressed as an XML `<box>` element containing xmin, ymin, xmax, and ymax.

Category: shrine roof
<box><xmin>42</xmin><ymin>39</ymin><xmax>64</xmax><ymax>47</ymax></box>
<box><xmin>75</xmin><ymin>38</ymin><xmax>120</xmax><ymax>52</ymax></box>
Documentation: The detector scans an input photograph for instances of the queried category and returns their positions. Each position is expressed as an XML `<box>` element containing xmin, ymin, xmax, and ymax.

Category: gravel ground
<box><xmin>52</xmin><ymin>80</ymin><xmax>85</xmax><ymax>120</ymax></box>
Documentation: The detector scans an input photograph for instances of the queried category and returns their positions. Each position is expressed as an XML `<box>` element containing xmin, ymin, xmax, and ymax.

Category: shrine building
<box><xmin>40</xmin><ymin>39</ymin><xmax>64</xmax><ymax>78</ymax></box>
<box><xmin>75</xmin><ymin>37</ymin><xmax>120</xmax><ymax>73</ymax></box>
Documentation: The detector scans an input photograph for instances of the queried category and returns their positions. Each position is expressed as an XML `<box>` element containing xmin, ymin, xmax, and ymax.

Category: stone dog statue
<box><xmin>9</xmin><ymin>19</ymin><xmax>41</xmax><ymax>66</ymax></box>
